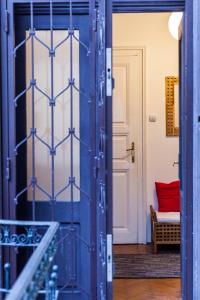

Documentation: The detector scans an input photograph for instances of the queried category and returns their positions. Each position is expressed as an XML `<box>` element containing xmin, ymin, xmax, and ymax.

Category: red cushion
<box><xmin>155</xmin><ymin>180</ymin><xmax>180</xmax><ymax>212</ymax></box>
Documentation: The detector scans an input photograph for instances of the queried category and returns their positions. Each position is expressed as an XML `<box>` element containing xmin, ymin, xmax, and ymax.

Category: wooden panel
<box><xmin>113</xmin><ymin>172</ymin><xmax>128</xmax><ymax>229</ymax></box>
<box><xmin>113</xmin><ymin>125</ymin><xmax>129</xmax><ymax>135</ymax></box>
<box><xmin>113</xmin><ymin>64</ymin><xmax>127</xmax><ymax>124</ymax></box>
<box><xmin>113</xmin><ymin>136</ymin><xmax>127</xmax><ymax>159</ymax></box>
<box><xmin>113</xmin><ymin>161</ymin><xmax>130</xmax><ymax>171</ymax></box>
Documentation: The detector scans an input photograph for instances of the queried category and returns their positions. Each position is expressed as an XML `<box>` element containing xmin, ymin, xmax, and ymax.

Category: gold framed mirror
<box><xmin>165</xmin><ymin>76</ymin><xmax>179</xmax><ymax>136</ymax></box>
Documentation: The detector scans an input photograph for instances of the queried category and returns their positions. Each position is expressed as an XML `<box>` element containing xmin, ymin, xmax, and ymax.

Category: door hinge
<box><xmin>6</xmin><ymin>158</ymin><xmax>11</xmax><ymax>181</ymax></box>
<box><xmin>4</xmin><ymin>10</ymin><xmax>9</xmax><ymax>33</ymax></box>
<box><xmin>112</xmin><ymin>77</ymin><xmax>115</xmax><ymax>90</ymax></box>
<box><xmin>94</xmin><ymin>156</ymin><xmax>100</xmax><ymax>178</ymax></box>
<box><xmin>106</xmin><ymin>48</ymin><xmax>112</xmax><ymax>97</ymax></box>
<box><xmin>93</xmin><ymin>9</ymin><xmax>98</xmax><ymax>32</ymax></box>
<box><xmin>107</xmin><ymin>234</ymin><xmax>113</xmax><ymax>282</ymax></box>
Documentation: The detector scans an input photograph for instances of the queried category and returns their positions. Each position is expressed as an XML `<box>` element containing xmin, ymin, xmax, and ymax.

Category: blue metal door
<box><xmin>0</xmin><ymin>0</ymin><xmax>112</xmax><ymax>299</ymax></box>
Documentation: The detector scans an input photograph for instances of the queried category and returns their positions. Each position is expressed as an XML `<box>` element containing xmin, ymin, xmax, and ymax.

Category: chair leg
<box><xmin>154</xmin><ymin>242</ymin><xmax>157</xmax><ymax>254</ymax></box>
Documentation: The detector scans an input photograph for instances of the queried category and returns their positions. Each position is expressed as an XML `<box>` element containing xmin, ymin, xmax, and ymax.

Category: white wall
<box><xmin>113</xmin><ymin>13</ymin><xmax>179</xmax><ymax>242</ymax></box>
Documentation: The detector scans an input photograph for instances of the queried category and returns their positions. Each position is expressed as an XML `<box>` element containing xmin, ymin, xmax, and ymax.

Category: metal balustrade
<box><xmin>0</xmin><ymin>220</ymin><xmax>59</xmax><ymax>300</ymax></box>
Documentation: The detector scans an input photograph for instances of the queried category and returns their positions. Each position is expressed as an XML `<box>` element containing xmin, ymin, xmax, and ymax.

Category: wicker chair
<box><xmin>150</xmin><ymin>205</ymin><xmax>180</xmax><ymax>253</ymax></box>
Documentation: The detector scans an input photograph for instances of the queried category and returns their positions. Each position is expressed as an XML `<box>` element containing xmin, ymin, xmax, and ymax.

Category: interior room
<box><xmin>112</xmin><ymin>12</ymin><xmax>182</xmax><ymax>299</ymax></box>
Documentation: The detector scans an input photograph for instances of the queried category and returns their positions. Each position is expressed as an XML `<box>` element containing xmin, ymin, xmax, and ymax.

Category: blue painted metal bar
<box><xmin>30</xmin><ymin>0</ymin><xmax>36</xmax><ymax>220</ymax></box>
<box><xmin>4</xmin><ymin>263</ymin><xmax>10</xmax><ymax>292</ymax></box>
<box><xmin>12</xmin><ymin>0</ymin><xmax>185</xmax><ymax>11</ymax></box>
<box><xmin>13</xmin><ymin>0</ymin><xmax>90</xmax><ymax>2</ymax></box>
<box><xmin>13</xmin><ymin>84</ymin><xmax>32</xmax><ymax>107</ymax></box>
<box><xmin>105</xmin><ymin>0</ymin><xmax>113</xmax><ymax>298</ymax></box>
<box><xmin>95</xmin><ymin>1</ymin><xmax>109</xmax><ymax>299</ymax></box>
<box><xmin>185</xmin><ymin>0</ymin><xmax>200</xmax><ymax>299</ymax></box>
<box><xmin>113</xmin><ymin>0</ymin><xmax>184</xmax><ymax>11</ymax></box>
<box><xmin>49</xmin><ymin>0</ymin><xmax>56</xmax><ymax>221</ymax></box>
<box><xmin>14</xmin><ymin>131</ymin><xmax>32</xmax><ymax>154</ymax></box>
<box><xmin>179</xmin><ymin>12</ymin><xmax>187</xmax><ymax>300</ymax></box>
<box><xmin>7</xmin><ymin>1</ymin><xmax>17</xmax><ymax>222</ymax></box>
<box><xmin>3</xmin><ymin>221</ymin><xmax>59</xmax><ymax>300</ymax></box>
<box><xmin>68</xmin><ymin>3</ymin><xmax>76</xmax><ymax>297</ymax></box>
<box><xmin>0</xmin><ymin>0</ymin><xmax>9</xmax><ymax>221</ymax></box>
<box><xmin>6</xmin><ymin>1</ymin><xmax>19</xmax><ymax>285</ymax></box>
<box><xmin>13</xmin><ymin>35</ymin><xmax>31</xmax><ymax>57</ymax></box>
<box><xmin>69</xmin><ymin>0</ymin><xmax>74</xmax><ymax>224</ymax></box>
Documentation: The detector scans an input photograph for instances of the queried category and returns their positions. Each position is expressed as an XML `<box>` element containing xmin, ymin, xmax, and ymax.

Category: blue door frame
<box><xmin>0</xmin><ymin>0</ymin><xmax>198</xmax><ymax>299</ymax></box>
<box><xmin>112</xmin><ymin>1</ymin><xmax>196</xmax><ymax>300</ymax></box>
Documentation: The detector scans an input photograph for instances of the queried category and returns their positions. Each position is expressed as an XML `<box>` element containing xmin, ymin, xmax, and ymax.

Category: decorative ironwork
<box><xmin>17</xmin><ymin>241</ymin><xmax>57</xmax><ymax>300</ymax></box>
<box><xmin>0</xmin><ymin>220</ymin><xmax>59</xmax><ymax>300</ymax></box>
<box><xmin>0</xmin><ymin>225</ymin><xmax>42</xmax><ymax>246</ymax></box>
<box><xmin>13</xmin><ymin>0</ymin><xmax>91</xmax><ymax>211</ymax></box>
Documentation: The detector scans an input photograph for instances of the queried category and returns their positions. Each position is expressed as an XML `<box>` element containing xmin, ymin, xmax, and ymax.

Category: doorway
<box><xmin>112</xmin><ymin>12</ymin><xmax>181</xmax><ymax>299</ymax></box>
<box><xmin>113</xmin><ymin>12</ymin><xmax>180</xmax><ymax>245</ymax></box>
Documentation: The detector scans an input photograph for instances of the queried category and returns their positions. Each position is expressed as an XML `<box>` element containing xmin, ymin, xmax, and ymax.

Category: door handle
<box><xmin>126</xmin><ymin>142</ymin><xmax>135</xmax><ymax>163</ymax></box>
<box><xmin>173</xmin><ymin>161</ymin><xmax>179</xmax><ymax>167</ymax></box>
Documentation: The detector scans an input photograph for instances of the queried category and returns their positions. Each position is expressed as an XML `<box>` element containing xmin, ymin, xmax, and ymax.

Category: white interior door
<box><xmin>113</xmin><ymin>48</ymin><xmax>143</xmax><ymax>244</ymax></box>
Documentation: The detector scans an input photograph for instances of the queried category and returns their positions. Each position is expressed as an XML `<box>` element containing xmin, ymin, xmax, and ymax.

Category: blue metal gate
<box><xmin>0</xmin><ymin>0</ymin><xmax>112</xmax><ymax>299</ymax></box>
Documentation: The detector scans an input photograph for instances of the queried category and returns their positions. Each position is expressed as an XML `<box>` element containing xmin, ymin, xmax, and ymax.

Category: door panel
<box><xmin>14</xmin><ymin>13</ymin><xmax>92</xmax><ymax>298</ymax></box>
<box><xmin>113</xmin><ymin>48</ymin><xmax>143</xmax><ymax>244</ymax></box>
<box><xmin>1</xmin><ymin>0</ymin><xmax>112</xmax><ymax>298</ymax></box>
<box><xmin>5</xmin><ymin>2</ymin><xmax>94</xmax><ymax>299</ymax></box>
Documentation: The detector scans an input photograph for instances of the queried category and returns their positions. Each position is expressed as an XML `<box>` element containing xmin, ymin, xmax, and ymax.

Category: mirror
<box><xmin>165</xmin><ymin>76</ymin><xmax>179</xmax><ymax>136</ymax></box>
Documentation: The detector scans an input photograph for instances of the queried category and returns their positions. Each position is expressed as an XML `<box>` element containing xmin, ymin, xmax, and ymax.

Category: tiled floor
<box><xmin>113</xmin><ymin>244</ymin><xmax>181</xmax><ymax>300</ymax></box>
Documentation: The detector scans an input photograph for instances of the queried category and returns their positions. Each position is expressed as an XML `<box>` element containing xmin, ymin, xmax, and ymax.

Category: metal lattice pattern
<box><xmin>0</xmin><ymin>225</ymin><xmax>42</xmax><ymax>246</ymax></box>
<box><xmin>0</xmin><ymin>221</ymin><xmax>59</xmax><ymax>300</ymax></box>
<box><xmin>14</xmin><ymin>1</ymin><xmax>90</xmax><ymax>214</ymax></box>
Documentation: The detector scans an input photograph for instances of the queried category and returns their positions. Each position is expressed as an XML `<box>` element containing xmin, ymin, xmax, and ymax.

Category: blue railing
<box><xmin>0</xmin><ymin>220</ymin><xmax>59</xmax><ymax>300</ymax></box>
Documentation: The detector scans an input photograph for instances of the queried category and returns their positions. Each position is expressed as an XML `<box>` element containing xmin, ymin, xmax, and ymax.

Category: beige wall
<box><xmin>113</xmin><ymin>13</ymin><xmax>179</xmax><ymax>242</ymax></box>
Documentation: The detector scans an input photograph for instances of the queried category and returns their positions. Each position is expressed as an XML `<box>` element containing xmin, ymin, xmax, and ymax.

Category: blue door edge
<box><xmin>1</xmin><ymin>0</ymin><xmax>11</xmax><ymax>222</ymax></box>
<box><xmin>112</xmin><ymin>0</ymin><xmax>185</xmax><ymax>12</ymax></box>
<box><xmin>105</xmin><ymin>0</ymin><xmax>113</xmax><ymax>299</ymax></box>
<box><xmin>111</xmin><ymin>1</ymin><xmax>195</xmax><ymax>300</ymax></box>
<box><xmin>0</xmin><ymin>0</ymin><xmax>2</xmax><ymax>220</ymax></box>
<box><xmin>191</xmin><ymin>0</ymin><xmax>200</xmax><ymax>298</ymax></box>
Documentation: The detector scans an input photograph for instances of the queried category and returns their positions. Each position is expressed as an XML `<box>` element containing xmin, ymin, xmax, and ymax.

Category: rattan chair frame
<box><xmin>150</xmin><ymin>205</ymin><xmax>180</xmax><ymax>253</ymax></box>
